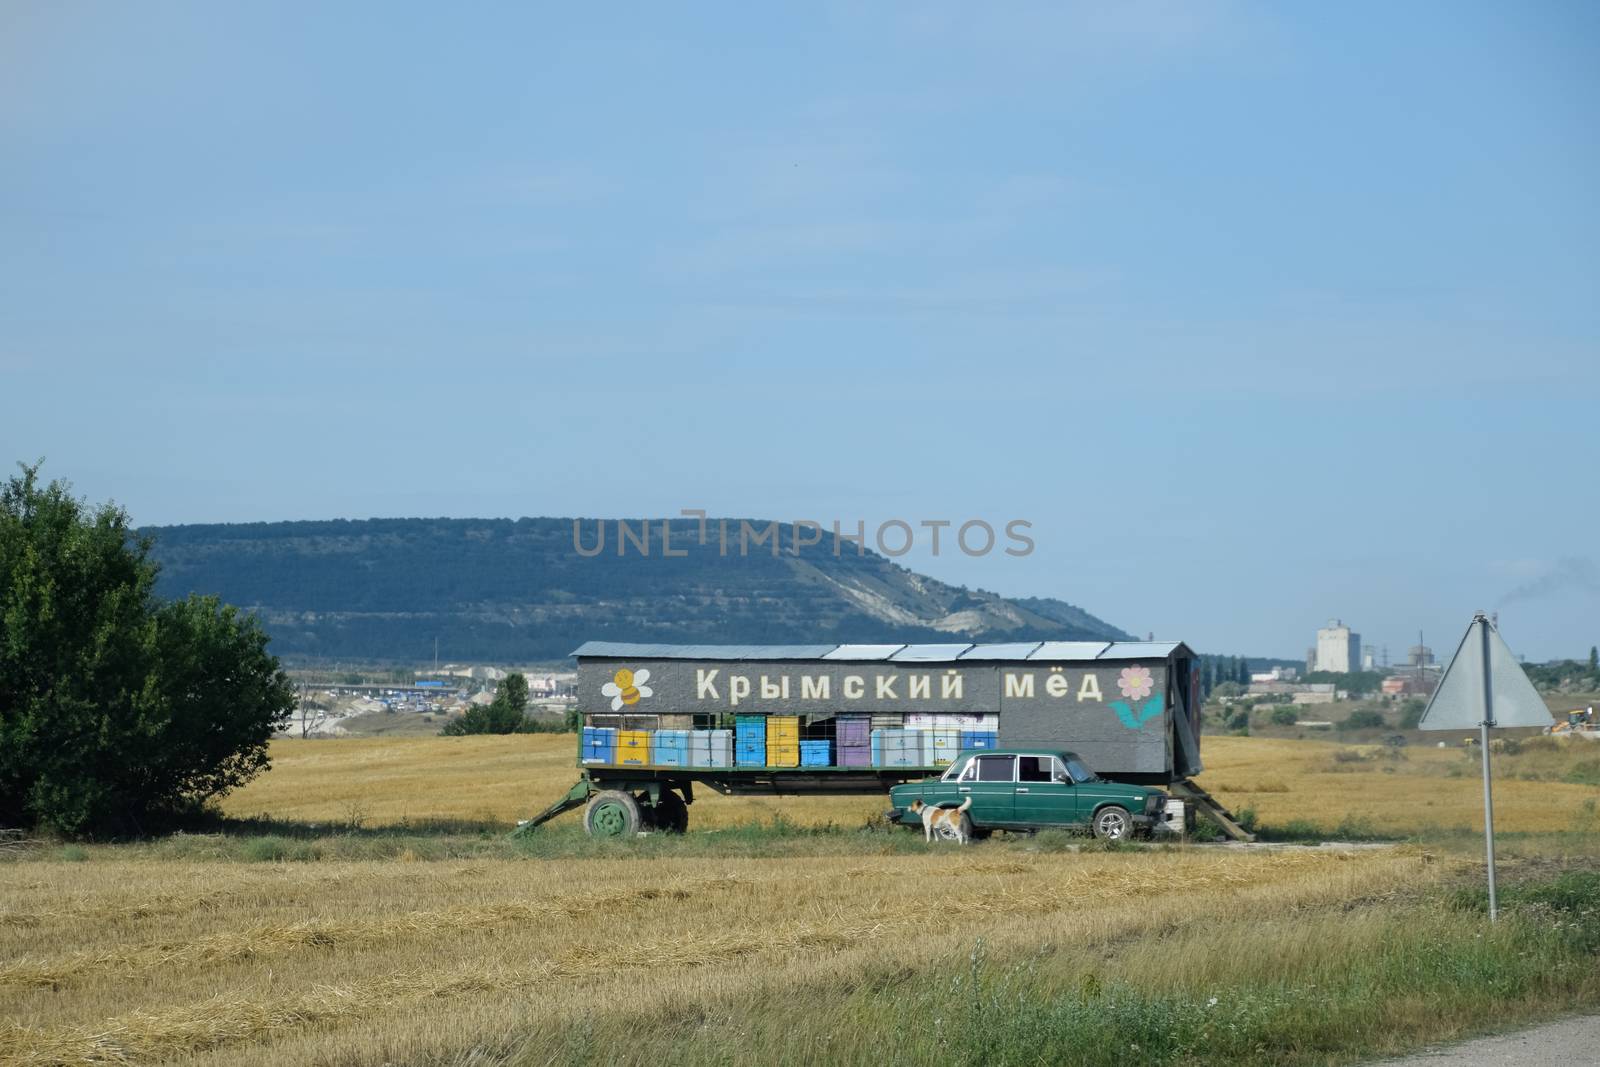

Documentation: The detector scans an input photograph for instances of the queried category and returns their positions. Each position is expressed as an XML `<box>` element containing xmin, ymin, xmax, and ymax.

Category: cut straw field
<box><xmin>3</xmin><ymin>733</ymin><xmax>1598</xmax><ymax>1066</ymax></box>
<box><xmin>215</xmin><ymin>733</ymin><xmax>1600</xmax><ymax>836</ymax></box>
<box><xmin>0</xmin><ymin>845</ymin><xmax>1453</xmax><ymax>1065</ymax></box>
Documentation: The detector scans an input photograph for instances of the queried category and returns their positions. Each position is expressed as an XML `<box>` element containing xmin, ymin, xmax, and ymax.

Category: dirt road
<box><xmin>1367</xmin><ymin>1015</ymin><xmax>1600</xmax><ymax>1065</ymax></box>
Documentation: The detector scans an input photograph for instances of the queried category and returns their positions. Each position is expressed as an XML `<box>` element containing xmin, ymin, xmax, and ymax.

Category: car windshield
<box><xmin>1064</xmin><ymin>757</ymin><xmax>1098</xmax><ymax>782</ymax></box>
<box><xmin>941</xmin><ymin>757</ymin><xmax>970</xmax><ymax>782</ymax></box>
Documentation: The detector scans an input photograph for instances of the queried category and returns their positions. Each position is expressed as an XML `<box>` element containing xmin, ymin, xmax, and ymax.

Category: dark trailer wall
<box><xmin>573</xmin><ymin>640</ymin><xmax>1202</xmax><ymax>785</ymax></box>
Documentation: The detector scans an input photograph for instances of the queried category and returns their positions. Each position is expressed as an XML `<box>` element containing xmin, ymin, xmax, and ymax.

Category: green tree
<box><xmin>1589</xmin><ymin>646</ymin><xmax>1598</xmax><ymax>673</ymax></box>
<box><xmin>0</xmin><ymin>464</ymin><xmax>294</xmax><ymax>835</ymax></box>
<box><xmin>1397</xmin><ymin>697</ymin><xmax>1426</xmax><ymax>730</ymax></box>
<box><xmin>440</xmin><ymin>672</ymin><xmax>532</xmax><ymax>735</ymax></box>
<box><xmin>1270</xmin><ymin>706</ymin><xmax>1298</xmax><ymax>727</ymax></box>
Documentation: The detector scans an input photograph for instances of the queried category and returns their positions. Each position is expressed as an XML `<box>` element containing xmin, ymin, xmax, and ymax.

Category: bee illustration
<box><xmin>601</xmin><ymin>668</ymin><xmax>652</xmax><ymax>711</ymax></box>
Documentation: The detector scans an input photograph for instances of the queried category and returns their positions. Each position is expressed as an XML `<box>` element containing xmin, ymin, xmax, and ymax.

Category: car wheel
<box><xmin>1093</xmin><ymin>806</ymin><xmax>1132</xmax><ymax>841</ymax></box>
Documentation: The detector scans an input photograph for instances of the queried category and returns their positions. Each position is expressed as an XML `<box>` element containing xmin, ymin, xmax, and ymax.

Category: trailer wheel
<box><xmin>1092</xmin><ymin>805</ymin><xmax>1132</xmax><ymax>841</ymax></box>
<box><xmin>652</xmin><ymin>789</ymin><xmax>689</xmax><ymax>834</ymax></box>
<box><xmin>583</xmin><ymin>790</ymin><xmax>641</xmax><ymax>837</ymax></box>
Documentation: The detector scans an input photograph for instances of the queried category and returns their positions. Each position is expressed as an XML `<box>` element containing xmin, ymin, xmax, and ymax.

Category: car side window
<box><xmin>1018</xmin><ymin>756</ymin><xmax>1053</xmax><ymax>782</ymax></box>
<box><xmin>976</xmin><ymin>755</ymin><xmax>1015</xmax><ymax>782</ymax></box>
<box><xmin>1053</xmin><ymin>758</ymin><xmax>1073</xmax><ymax>784</ymax></box>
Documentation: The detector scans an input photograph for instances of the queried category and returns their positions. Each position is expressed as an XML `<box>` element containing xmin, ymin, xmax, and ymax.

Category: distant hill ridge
<box><xmin>143</xmin><ymin>517</ymin><xmax>1134</xmax><ymax>663</ymax></box>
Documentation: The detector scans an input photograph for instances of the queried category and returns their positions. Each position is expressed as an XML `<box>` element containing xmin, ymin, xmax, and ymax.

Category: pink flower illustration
<box><xmin>1117</xmin><ymin>666</ymin><xmax>1155</xmax><ymax>701</ymax></box>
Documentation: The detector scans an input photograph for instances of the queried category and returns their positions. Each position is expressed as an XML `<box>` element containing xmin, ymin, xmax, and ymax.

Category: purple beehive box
<box><xmin>837</xmin><ymin>715</ymin><xmax>871</xmax><ymax>766</ymax></box>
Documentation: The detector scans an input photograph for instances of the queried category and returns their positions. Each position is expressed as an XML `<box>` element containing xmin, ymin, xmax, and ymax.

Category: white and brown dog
<box><xmin>908</xmin><ymin>797</ymin><xmax>972</xmax><ymax>844</ymax></box>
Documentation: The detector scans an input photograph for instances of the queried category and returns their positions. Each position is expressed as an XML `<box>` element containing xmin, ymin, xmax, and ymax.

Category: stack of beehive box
<box><xmin>766</xmin><ymin>715</ymin><xmax>800</xmax><ymax>767</ymax></box>
<box><xmin>735</xmin><ymin>715</ymin><xmax>767</xmax><ymax>766</ymax></box>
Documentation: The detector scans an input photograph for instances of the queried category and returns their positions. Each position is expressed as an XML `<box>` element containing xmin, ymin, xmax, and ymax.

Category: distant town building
<box><xmin>1248</xmin><ymin>680</ymin><xmax>1338</xmax><ymax>704</ymax></box>
<box><xmin>1313</xmin><ymin>619</ymin><xmax>1361</xmax><ymax>674</ymax></box>
<box><xmin>1251</xmin><ymin>665</ymin><xmax>1300</xmax><ymax>683</ymax></box>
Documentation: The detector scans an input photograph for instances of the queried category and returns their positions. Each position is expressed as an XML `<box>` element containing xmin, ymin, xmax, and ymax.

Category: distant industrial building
<box><xmin>1312</xmin><ymin>619</ymin><xmax>1361</xmax><ymax>674</ymax></box>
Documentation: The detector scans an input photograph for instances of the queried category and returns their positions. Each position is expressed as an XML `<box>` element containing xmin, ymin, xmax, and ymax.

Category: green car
<box><xmin>888</xmin><ymin>748</ymin><xmax>1168</xmax><ymax>841</ymax></box>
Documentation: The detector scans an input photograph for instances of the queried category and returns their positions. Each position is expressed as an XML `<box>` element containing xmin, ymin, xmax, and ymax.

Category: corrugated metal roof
<box><xmin>569</xmin><ymin>642</ymin><xmax>837</xmax><ymax>660</ymax></box>
<box><xmin>570</xmin><ymin>641</ymin><xmax>683</xmax><ymax>659</ymax></box>
<box><xmin>1097</xmin><ymin>641</ymin><xmax>1183</xmax><ymax>659</ymax></box>
<box><xmin>1029</xmin><ymin>641</ymin><xmax>1110</xmax><ymax>661</ymax></box>
<box><xmin>958</xmin><ymin>642</ymin><xmax>1043</xmax><ymax>661</ymax></box>
<box><xmin>890</xmin><ymin>643</ymin><xmax>976</xmax><ymax>662</ymax></box>
<box><xmin>821</xmin><ymin>644</ymin><xmax>907</xmax><ymax>661</ymax></box>
<box><xmin>738</xmin><ymin>645</ymin><xmax>841</xmax><ymax>660</ymax></box>
<box><xmin>571</xmin><ymin>640</ymin><xmax>1188</xmax><ymax>663</ymax></box>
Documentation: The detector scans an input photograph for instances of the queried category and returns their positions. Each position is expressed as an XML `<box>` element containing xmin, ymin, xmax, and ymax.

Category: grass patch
<box><xmin>240</xmin><ymin>836</ymin><xmax>322</xmax><ymax>862</ymax></box>
<box><xmin>537</xmin><ymin>870</ymin><xmax>1600</xmax><ymax>1067</ymax></box>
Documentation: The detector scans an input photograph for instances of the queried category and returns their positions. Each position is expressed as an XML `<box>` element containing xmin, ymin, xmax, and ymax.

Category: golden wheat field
<box><xmin>3</xmin><ymin>733</ymin><xmax>1598</xmax><ymax>1066</ymax></box>
<box><xmin>217</xmin><ymin>733</ymin><xmax>1600</xmax><ymax>835</ymax></box>
<box><xmin>2</xmin><ymin>843</ymin><xmax>1442</xmax><ymax>1066</ymax></box>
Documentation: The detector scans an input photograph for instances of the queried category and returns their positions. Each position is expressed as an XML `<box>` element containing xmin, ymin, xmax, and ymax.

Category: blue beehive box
<box><xmin>800</xmin><ymin>740</ymin><xmax>831</xmax><ymax>767</ymax></box>
<box><xmin>735</xmin><ymin>715</ymin><xmax>766</xmax><ymax>766</ymax></box>
<box><xmin>581</xmin><ymin>726</ymin><xmax>617</xmax><ymax>764</ymax></box>
<box><xmin>652</xmin><ymin>729</ymin><xmax>690</xmax><ymax>767</ymax></box>
<box><xmin>960</xmin><ymin>730</ymin><xmax>999</xmax><ymax>750</ymax></box>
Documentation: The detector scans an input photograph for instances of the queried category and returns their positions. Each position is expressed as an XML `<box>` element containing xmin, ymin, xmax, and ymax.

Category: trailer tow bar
<box><xmin>510</xmin><ymin>778</ymin><xmax>594</xmax><ymax>837</ymax></box>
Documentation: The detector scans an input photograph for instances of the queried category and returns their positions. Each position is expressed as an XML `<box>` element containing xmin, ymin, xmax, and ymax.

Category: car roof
<box><xmin>954</xmin><ymin>748</ymin><xmax>1079</xmax><ymax>761</ymax></box>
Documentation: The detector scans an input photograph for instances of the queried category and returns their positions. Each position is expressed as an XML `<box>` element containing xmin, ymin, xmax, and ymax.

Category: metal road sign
<box><xmin>1418</xmin><ymin>614</ymin><xmax>1553</xmax><ymax>922</ymax></box>
<box><xmin>1419</xmin><ymin>617</ymin><xmax>1554</xmax><ymax>731</ymax></box>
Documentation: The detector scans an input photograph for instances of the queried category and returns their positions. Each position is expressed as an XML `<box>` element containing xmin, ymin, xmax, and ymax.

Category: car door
<box><xmin>1011</xmin><ymin>755</ymin><xmax>1079</xmax><ymax>828</ymax></box>
<box><xmin>956</xmin><ymin>754</ymin><xmax>1017</xmax><ymax>826</ymax></box>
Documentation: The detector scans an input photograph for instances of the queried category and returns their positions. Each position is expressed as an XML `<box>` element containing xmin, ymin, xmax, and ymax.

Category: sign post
<box><xmin>1418</xmin><ymin>612</ymin><xmax>1553</xmax><ymax>921</ymax></box>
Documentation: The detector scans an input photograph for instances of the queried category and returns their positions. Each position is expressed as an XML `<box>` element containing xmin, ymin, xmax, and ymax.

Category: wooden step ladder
<box><xmin>1171</xmin><ymin>779</ymin><xmax>1256</xmax><ymax>842</ymax></box>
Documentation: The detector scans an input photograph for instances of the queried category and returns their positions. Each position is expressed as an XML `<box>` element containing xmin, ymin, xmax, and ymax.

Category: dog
<box><xmin>908</xmin><ymin>797</ymin><xmax>972</xmax><ymax>844</ymax></box>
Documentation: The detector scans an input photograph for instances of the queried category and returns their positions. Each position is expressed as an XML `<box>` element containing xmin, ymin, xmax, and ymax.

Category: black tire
<box><xmin>968</xmin><ymin>826</ymin><xmax>993</xmax><ymax>841</ymax></box>
<box><xmin>932</xmin><ymin>809</ymin><xmax>972</xmax><ymax>843</ymax></box>
<box><xmin>1092</xmin><ymin>805</ymin><xmax>1133</xmax><ymax>841</ymax></box>
<box><xmin>652</xmin><ymin>789</ymin><xmax>689</xmax><ymax>834</ymax></box>
<box><xmin>583</xmin><ymin>790</ymin><xmax>641</xmax><ymax>837</ymax></box>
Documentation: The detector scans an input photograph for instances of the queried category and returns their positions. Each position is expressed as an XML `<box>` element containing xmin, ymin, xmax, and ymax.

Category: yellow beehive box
<box><xmin>617</xmin><ymin>730</ymin><xmax>652</xmax><ymax>766</ymax></box>
<box><xmin>766</xmin><ymin>741</ymin><xmax>800</xmax><ymax>767</ymax></box>
<box><xmin>767</xmin><ymin>715</ymin><xmax>800</xmax><ymax>742</ymax></box>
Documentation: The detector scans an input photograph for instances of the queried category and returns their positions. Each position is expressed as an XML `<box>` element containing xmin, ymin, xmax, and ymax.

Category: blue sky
<box><xmin>3</xmin><ymin>2</ymin><xmax>1596</xmax><ymax>661</ymax></box>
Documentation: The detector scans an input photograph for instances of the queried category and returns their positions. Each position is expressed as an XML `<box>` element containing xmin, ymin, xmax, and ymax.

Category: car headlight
<box><xmin>1145</xmin><ymin>793</ymin><xmax>1164</xmax><ymax>814</ymax></box>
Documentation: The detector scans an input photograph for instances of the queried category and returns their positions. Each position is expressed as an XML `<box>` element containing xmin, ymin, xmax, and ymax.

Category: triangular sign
<box><xmin>1418</xmin><ymin>617</ymin><xmax>1554</xmax><ymax>731</ymax></box>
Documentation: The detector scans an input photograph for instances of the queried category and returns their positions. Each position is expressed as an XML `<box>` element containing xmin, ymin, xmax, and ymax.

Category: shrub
<box><xmin>0</xmin><ymin>463</ymin><xmax>295</xmax><ymax>836</ymax></box>
<box><xmin>1269</xmin><ymin>707</ymin><xmax>1297</xmax><ymax>727</ymax></box>
<box><xmin>1339</xmin><ymin>709</ymin><xmax>1386</xmax><ymax>731</ymax></box>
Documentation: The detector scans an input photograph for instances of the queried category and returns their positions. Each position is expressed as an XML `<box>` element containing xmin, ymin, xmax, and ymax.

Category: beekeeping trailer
<box><xmin>521</xmin><ymin>640</ymin><xmax>1250</xmax><ymax>838</ymax></box>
